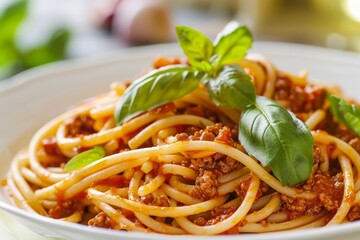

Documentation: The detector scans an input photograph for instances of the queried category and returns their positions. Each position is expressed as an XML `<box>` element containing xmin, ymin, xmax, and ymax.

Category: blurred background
<box><xmin>1</xmin><ymin>0</ymin><xmax>360</xmax><ymax>80</ymax></box>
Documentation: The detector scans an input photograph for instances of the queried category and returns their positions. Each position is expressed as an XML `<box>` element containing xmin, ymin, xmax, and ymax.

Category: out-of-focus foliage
<box><xmin>0</xmin><ymin>0</ymin><xmax>71</xmax><ymax>80</ymax></box>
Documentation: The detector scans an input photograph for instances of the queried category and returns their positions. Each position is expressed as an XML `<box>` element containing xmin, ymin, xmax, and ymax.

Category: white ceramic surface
<box><xmin>1</xmin><ymin>42</ymin><xmax>360</xmax><ymax>240</ymax></box>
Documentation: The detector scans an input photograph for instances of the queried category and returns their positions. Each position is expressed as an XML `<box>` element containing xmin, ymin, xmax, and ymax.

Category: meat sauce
<box><xmin>49</xmin><ymin>191</ymin><xmax>86</xmax><ymax>219</ymax></box>
<box><xmin>40</xmin><ymin>64</ymin><xmax>360</xmax><ymax>229</ymax></box>
<box><xmin>274</xmin><ymin>74</ymin><xmax>327</xmax><ymax>113</ymax></box>
<box><xmin>280</xmin><ymin>171</ymin><xmax>344</xmax><ymax>220</ymax></box>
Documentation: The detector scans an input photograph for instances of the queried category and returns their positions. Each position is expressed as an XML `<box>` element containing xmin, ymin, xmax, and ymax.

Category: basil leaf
<box><xmin>213</xmin><ymin>22</ymin><xmax>252</xmax><ymax>68</ymax></box>
<box><xmin>0</xmin><ymin>0</ymin><xmax>26</xmax><ymax>80</ymax></box>
<box><xmin>239</xmin><ymin>96</ymin><xmax>314</xmax><ymax>186</ymax></box>
<box><xmin>328</xmin><ymin>95</ymin><xmax>343</xmax><ymax>122</ymax></box>
<box><xmin>23</xmin><ymin>27</ymin><xmax>71</xmax><ymax>68</ymax></box>
<box><xmin>0</xmin><ymin>42</ymin><xmax>23</xmax><ymax>80</ymax></box>
<box><xmin>328</xmin><ymin>94</ymin><xmax>360</xmax><ymax>136</ymax></box>
<box><xmin>115</xmin><ymin>65</ymin><xmax>203</xmax><ymax>125</ymax></box>
<box><xmin>206</xmin><ymin>64</ymin><xmax>255</xmax><ymax>109</ymax></box>
<box><xmin>175</xmin><ymin>26</ymin><xmax>213</xmax><ymax>70</ymax></box>
<box><xmin>0</xmin><ymin>0</ymin><xmax>27</xmax><ymax>44</ymax></box>
<box><xmin>64</xmin><ymin>146</ymin><xmax>105</xmax><ymax>171</ymax></box>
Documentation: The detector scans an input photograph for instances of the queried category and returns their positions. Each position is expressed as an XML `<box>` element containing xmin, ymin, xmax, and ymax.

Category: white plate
<box><xmin>1</xmin><ymin>42</ymin><xmax>360</xmax><ymax>240</ymax></box>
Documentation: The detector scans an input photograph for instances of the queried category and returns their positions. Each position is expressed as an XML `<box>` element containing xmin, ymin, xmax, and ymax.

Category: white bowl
<box><xmin>1</xmin><ymin>42</ymin><xmax>360</xmax><ymax>240</ymax></box>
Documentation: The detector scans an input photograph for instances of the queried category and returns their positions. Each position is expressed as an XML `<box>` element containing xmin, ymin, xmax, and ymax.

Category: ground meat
<box><xmin>176</xmin><ymin>123</ymin><xmax>237</xmax><ymax>145</ymax></box>
<box><xmin>274</xmin><ymin>78</ymin><xmax>291</xmax><ymax>100</ymax></box>
<box><xmin>189</xmin><ymin>155</ymin><xmax>242</xmax><ymax>175</ymax></box>
<box><xmin>41</xmin><ymin>137</ymin><xmax>67</xmax><ymax>167</ymax></box>
<box><xmin>185</xmin><ymin>126</ymin><xmax>202</xmax><ymax>135</ymax></box>
<box><xmin>214</xmin><ymin>126</ymin><xmax>233</xmax><ymax>145</ymax></box>
<box><xmin>175</xmin><ymin>132</ymin><xmax>189</xmax><ymax>141</ymax></box>
<box><xmin>274</xmin><ymin>77</ymin><xmax>326</xmax><ymax>113</ymax></box>
<box><xmin>88</xmin><ymin>212</ymin><xmax>117</xmax><ymax>229</ymax></box>
<box><xmin>139</xmin><ymin>194</ymin><xmax>170</xmax><ymax>207</ymax></box>
<box><xmin>190</xmin><ymin>170</ymin><xmax>218</xmax><ymax>200</ymax></box>
<box><xmin>193</xmin><ymin>217</ymin><xmax>207</xmax><ymax>226</ymax></box>
<box><xmin>303</xmin><ymin>85</ymin><xmax>327</xmax><ymax>112</ymax></box>
<box><xmin>208</xmin><ymin>205</ymin><xmax>236</xmax><ymax>225</ymax></box>
<box><xmin>190</xmin><ymin>156</ymin><xmax>215</xmax><ymax>170</ymax></box>
<box><xmin>280</xmin><ymin>195</ymin><xmax>321</xmax><ymax>219</ymax></box>
<box><xmin>48</xmin><ymin>199</ymin><xmax>84</xmax><ymax>219</ymax></box>
<box><xmin>65</xmin><ymin>115</ymin><xmax>96</xmax><ymax>138</ymax></box>
<box><xmin>200</xmin><ymin>131</ymin><xmax>216</xmax><ymax>141</ymax></box>
<box><xmin>280</xmin><ymin>170</ymin><xmax>344</xmax><ymax>219</ymax></box>
<box><xmin>218</xmin><ymin>155</ymin><xmax>243</xmax><ymax>174</ymax></box>
<box><xmin>347</xmin><ymin>204</ymin><xmax>360</xmax><ymax>222</ymax></box>
<box><xmin>175</xmin><ymin>123</ymin><xmax>242</xmax><ymax>174</ymax></box>
<box><xmin>193</xmin><ymin>205</ymin><xmax>236</xmax><ymax>226</ymax></box>
<box><xmin>190</xmin><ymin>123</ymin><xmax>223</xmax><ymax>141</ymax></box>
<box><xmin>42</xmin><ymin>137</ymin><xmax>63</xmax><ymax>156</ymax></box>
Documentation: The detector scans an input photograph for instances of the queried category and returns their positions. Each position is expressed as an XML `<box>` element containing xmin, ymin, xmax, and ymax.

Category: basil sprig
<box><xmin>113</xmin><ymin>22</ymin><xmax>314</xmax><ymax>186</ymax></box>
<box><xmin>328</xmin><ymin>94</ymin><xmax>360</xmax><ymax>136</ymax></box>
<box><xmin>64</xmin><ymin>146</ymin><xmax>105</xmax><ymax>171</ymax></box>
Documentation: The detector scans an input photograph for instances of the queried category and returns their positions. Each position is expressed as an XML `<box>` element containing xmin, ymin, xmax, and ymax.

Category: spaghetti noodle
<box><xmin>5</xmin><ymin>53</ymin><xmax>360</xmax><ymax>235</ymax></box>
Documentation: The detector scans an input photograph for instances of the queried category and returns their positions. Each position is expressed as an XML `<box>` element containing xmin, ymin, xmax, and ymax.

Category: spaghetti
<box><xmin>5</xmin><ymin>53</ymin><xmax>360</xmax><ymax>235</ymax></box>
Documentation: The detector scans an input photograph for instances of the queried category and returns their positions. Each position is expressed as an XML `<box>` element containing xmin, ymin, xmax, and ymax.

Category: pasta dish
<box><xmin>4</xmin><ymin>23</ymin><xmax>360</xmax><ymax>235</ymax></box>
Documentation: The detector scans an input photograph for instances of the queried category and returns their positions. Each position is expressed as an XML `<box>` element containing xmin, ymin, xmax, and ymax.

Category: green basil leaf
<box><xmin>175</xmin><ymin>26</ymin><xmax>213</xmax><ymax>70</ymax></box>
<box><xmin>64</xmin><ymin>146</ymin><xmax>105</xmax><ymax>171</ymax></box>
<box><xmin>23</xmin><ymin>27</ymin><xmax>71</xmax><ymax>68</ymax></box>
<box><xmin>115</xmin><ymin>65</ymin><xmax>203</xmax><ymax>125</ymax></box>
<box><xmin>213</xmin><ymin>22</ymin><xmax>252</xmax><ymax>68</ymax></box>
<box><xmin>239</xmin><ymin>96</ymin><xmax>314</xmax><ymax>186</ymax></box>
<box><xmin>206</xmin><ymin>64</ymin><xmax>255</xmax><ymax>109</ymax></box>
<box><xmin>328</xmin><ymin>94</ymin><xmax>360</xmax><ymax>136</ymax></box>
<box><xmin>0</xmin><ymin>0</ymin><xmax>27</xmax><ymax>44</ymax></box>
<box><xmin>0</xmin><ymin>42</ymin><xmax>18</xmax><ymax>66</ymax></box>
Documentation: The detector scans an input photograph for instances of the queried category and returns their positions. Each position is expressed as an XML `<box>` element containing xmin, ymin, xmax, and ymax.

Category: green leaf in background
<box><xmin>115</xmin><ymin>65</ymin><xmax>203</xmax><ymax>125</ymax></box>
<box><xmin>0</xmin><ymin>0</ymin><xmax>27</xmax><ymax>44</ymax></box>
<box><xmin>0</xmin><ymin>1</ymin><xmax>71</xmax><ymax>80</ymax></box>
<box><xmin>0</xmin><ymin>42</ymin><xmax>18</xmax><ymax>65</ymax></box>
<box><xmin>64</xmin><ymin>146</ymin><xmax>105</xmax><ymax>171</ymax></box>
<box><xmin>213</xmin><ymin>22</ymin><xmax>252</xmax><ymax>68</ymax></box>
<box><xmin>0</xmin><ymin>43</ymin><xmax>22</xmax><ymax>78</ymax></box>
<box><xmin>0</xmin><ymin>0</ymin><xmax>27</xmax><ymax>79</ymax></box>
<box><xmin>175</xmin><ymin>26</ymin><xmax>213</xmax><ymax>71</ymax></box>
<box><xmin>206</xmin><ymin>64</ymin><xmax>255</xmax><ymax>109</ymax></box>
<box><xmin>22</xmin><ymin>27</ymin><xmax>71</xmax><ymax>68</ymax></box>
<box><xmin>328</xmin><ymin>94</ymin><xmax>360</xmax><ymax>136</ymax></box>
<box><xmin>239</xmin><ymin>96</ymin><xmax>314</xmax><ymax>186</ymax></box>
